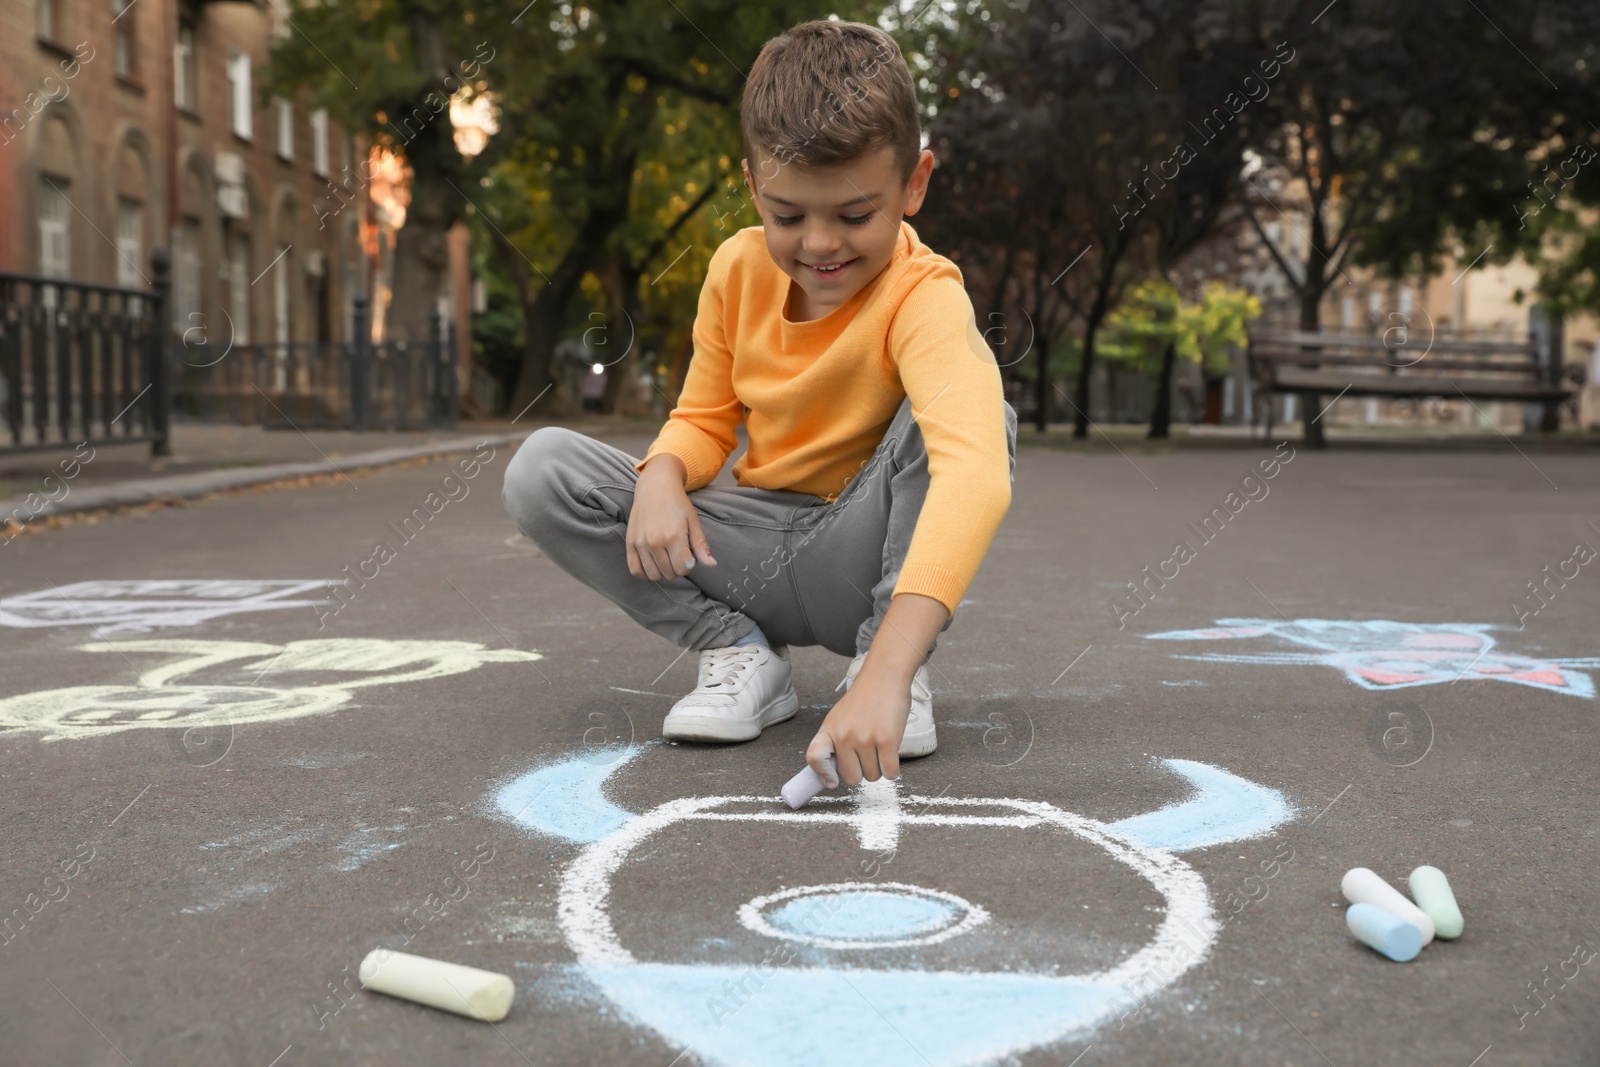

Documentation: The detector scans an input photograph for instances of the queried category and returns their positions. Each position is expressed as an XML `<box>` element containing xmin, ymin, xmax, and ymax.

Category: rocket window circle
<box><xmin>738</xmin><ymin>881</ymin><xmax>990</xmax><ymax>950</ymax></box>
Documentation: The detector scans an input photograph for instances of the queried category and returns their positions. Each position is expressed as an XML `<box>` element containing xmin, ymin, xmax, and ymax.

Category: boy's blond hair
<box><xmin>741</xmin><ymin>20</ymin><xmax>921</xmax><ymax>180</ymax></box>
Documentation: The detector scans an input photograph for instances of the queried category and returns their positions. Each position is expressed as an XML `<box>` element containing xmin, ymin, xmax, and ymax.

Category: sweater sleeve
<box><xmin>886</xmin><ymin>274</ymin><xmax>1013</xmax><ymax>615</ymax></box>
<box><xmin>634</xmin><ymin>239</ymin><xmax>745</xmax><ymax>490</ymax></box>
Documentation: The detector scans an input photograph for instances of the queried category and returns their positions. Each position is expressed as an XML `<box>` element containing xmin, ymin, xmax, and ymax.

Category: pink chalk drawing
<box><xmin>1144</xmin><ymin>619</ymin><xmax>1600</xmax><ymax>698</ymax></box>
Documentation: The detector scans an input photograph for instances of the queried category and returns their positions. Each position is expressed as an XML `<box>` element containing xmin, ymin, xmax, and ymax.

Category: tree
<box><xmin>272</xmin><ymin>1</ymin><xmax>866</xmax><ymax>411</ymax></box>
<box><xmin>1234</xmin><ymin>0</ymin><xmax>1600</xmax><ymax>443</ymax></box>
<box><xmin>266</xmin><ymin>0</ymin><xmax>492</xmax><ymax>342</ymax></box>
<box><xmin>475</xmin><ymin>0</ymin><xmax>874</xmax><ymax>418</ymax></box>
<box><xmin>1100</xmin><ymin>279</ymin><xmax>1259</xmax><ymax>437</ymax></box>
<box><xmin>920</xmin><ymin>0</ymin><xmax>1261</xmax><ymax>436</ymax></box>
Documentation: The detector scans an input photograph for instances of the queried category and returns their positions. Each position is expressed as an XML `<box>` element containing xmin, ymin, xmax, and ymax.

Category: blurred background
<box><xmin>3</xmin><ymin>0</ymin><xmax>1599</xmax><ymax>458</ymax></box>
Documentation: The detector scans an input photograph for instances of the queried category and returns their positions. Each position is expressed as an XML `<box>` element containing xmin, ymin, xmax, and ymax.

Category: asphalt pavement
<box><xmin>1</xmin><ymin>426</ymin><xmax>1596</xmax><ymax>1066</ymax></box>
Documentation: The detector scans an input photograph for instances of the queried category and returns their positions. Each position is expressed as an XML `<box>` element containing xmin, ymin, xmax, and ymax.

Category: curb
<box><xmin>30</xmin><ymin>432</ymin><xmax>528</xmax><ymax>521</ymax></box>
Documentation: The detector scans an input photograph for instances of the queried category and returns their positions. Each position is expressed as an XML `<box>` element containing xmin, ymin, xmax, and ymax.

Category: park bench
<box><xmin>1246</xmin><ymin>328</ymin><xmax>1572</xmax><ymax>446</ymax></box>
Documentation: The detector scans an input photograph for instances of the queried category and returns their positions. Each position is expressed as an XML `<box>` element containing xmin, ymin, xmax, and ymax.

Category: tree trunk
<box><xmin>1032</xmin><ymin>331</ymin><xmax>1051</xmax><ymax>432</ymax></box>
<box><xmin>1299</xmin><ymin>281</ymin><xmax>1326</xmax><ymax>448</ymax></box>
<box><xmin>1149</xmin><ymin>341</ymin><xmax>1176</xmax><ymax>439</ymax></box>
<box><xmin>1074</xmin><ymin>309</ymin><xmax>1107</xmax><ymax>439</ymax></box>
<box><xmin>506</xmin><ymin>201</ymin><xmax>629</xmax><ymax>419</ymax></box>
<box><xmin>505</xmin><ymin>79</ymin><xmax>656</xmax><ymax>420</ymax></box>
<box><xmin>512</xmin><ymin>289</ymin><xmax>576</xmax><ymax>418</ymax></box>
<box><xmin>600</xmin><ymin>262</ymin><xmax>643</xmax><ymax>415</ymax></box>
<box><xmin>386</xmin><ymin>7</ymin><xmax>462</xmax><ymax>344</ymax></box>
<box><xmin>386</xmin><ymin>156</ymin><xmax>454</xmax><ymax>342</ymax></box>
<box><xmin>667</xmin><ymin>332</ymin><xmax>692</xmax><ymax>400</ymax></box>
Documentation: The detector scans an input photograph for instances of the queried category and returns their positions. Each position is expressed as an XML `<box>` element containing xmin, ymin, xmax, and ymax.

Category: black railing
<box><xmin>172</xmin><ymin>296</ymin><xmax>457</xmax><ymax>431</ymax></box>
<box><xmin>0</xmin><ymin>251</ymin><xmax>172</xmax><ymax>456</ymax></box>
<box><xmin>2</xmin><ymin>263</ymin><xmax>457</xmax><ymax>451</ymax></box>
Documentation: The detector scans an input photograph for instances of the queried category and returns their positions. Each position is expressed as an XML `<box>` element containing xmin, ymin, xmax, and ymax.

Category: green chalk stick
<box><xmin>1408</xmin><ymin>865</ymin><xmax>1464</xmax><ymax>939</ymax></box>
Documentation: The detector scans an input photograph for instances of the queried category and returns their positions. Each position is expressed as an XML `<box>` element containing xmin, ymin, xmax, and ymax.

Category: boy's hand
<box><xmin>807</xmin><ymin>657</ymin><xmax>910</xmax><ymax>787</ymax></box>
<box><xmin>627</xmin><ymin>454</ymin><xmax>717</xmax><ymax>580</ymax></box>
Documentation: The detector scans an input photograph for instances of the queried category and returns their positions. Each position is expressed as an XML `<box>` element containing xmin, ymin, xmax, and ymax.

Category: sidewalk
<box><xmin>0</xmin><ymin>415</ymin><xmax>666</xmax><ymax>522</ymax></box>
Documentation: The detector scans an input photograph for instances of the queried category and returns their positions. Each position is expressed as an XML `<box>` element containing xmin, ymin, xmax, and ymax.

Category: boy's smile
<box><xmin>743</xmin><ymin>145</ymin><xmax>934</xmax><ymax>322</ymax></box>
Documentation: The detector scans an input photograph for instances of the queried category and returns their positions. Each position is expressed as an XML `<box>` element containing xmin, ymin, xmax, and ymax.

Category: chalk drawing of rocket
<box><xmin>1146</xmin><ymin>618</ymin><xmax>1600</xmax><ymax>697</ymax></box>
<box><xmin>494</xmin><ymin>747</ymin><xmax>1293</xmax><ymax>1067</ymax></box>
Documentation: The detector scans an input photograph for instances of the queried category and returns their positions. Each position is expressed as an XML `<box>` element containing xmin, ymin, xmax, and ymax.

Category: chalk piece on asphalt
<box><xmin>1341</xmin><ymin>867</ymin><xmax>1435</xmax><ymax>946</ymax></box>
<box><xmin>1346</xmin><ymin>902</ymin><xmax>1423</xmax><ymax>962</ymax></box>
<box><xmin>782</xmin><ymin>754</ymin><xmax>839</xmax><ymax>810</ymax></box>
<box><xmin>1408</xmin><ymin>865</ymin><xmax>1464</xmax><ymax>939</ymax></box>
<box><xmin>358</xmin><ymin>949</ymin><xmax>514</xmax><ymax>1022</ymax></box>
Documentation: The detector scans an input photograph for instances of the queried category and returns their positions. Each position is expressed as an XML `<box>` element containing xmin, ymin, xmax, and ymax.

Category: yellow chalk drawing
<box><xmin>0</xmin><ymin>639</ymin><xmax>543</xmax><ymax>741</ymax></box>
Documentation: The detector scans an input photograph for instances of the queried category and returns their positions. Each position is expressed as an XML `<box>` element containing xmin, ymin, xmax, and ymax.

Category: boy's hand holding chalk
<box><xmin>783</xmin><ymin>752</ymin><xmax>838</xmax><ymax>809</ymax></box>
<box><xmin>791</xmin><ymin>653</ymin><xmax>918</xmax><ymax>809</ymax></box>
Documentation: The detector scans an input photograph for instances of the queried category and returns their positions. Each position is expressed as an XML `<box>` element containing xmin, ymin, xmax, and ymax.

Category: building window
<box><xmin>116</xmin><ymin>199</ymin><xmax>143</xmax><ymax>288</ymax></box>
<box><xmin>273</xmin><ymin>244</ymin><xmax>292</xmax><ymax>344</ymax></box>
<box><xmin>311</xmin><ymin>109</ymin><xmax>329</xmax><ymax>177</ymax></box>
<box><xmin>227</xmin><ymin>232</ymin><xmax>252</xmax><ymax>345</ymax></box>
<box><xmin>112</xmin><ymin>0</ymin><xmax>136</xmax><ymax>78</ymax></box>
<box><xmin>175</xmin><ymin>24</ymin><xmax>197</xmax><ymax>110</ymax></box>
<box><xmin>275</xmin><ymin>98</ymin><xmax>294</xmax><ymax>159</ymax></box>
<box><xmin>228</xmin><ymin>52</ymin><xmax>253</xmax><ymax>140</ymax></box>
<box><xmin>39</xmin><ymin>177</ymin><xmax>71</xmax><ymax>279</ymax></box>
<box><xmin>176</xmin><ymin>218</ymin><xmax>202</xmax><ymax>330</ymax></box>
<box><xmin>37</xmin><ymin>0</ymin><xmax>58</xmax><ymax>41</ymax></box>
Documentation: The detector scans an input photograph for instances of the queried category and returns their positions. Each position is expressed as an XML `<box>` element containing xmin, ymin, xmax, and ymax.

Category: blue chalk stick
<box><xmin>1346</xmin><ymin>902</ymin><xmax>1423</xmax><ymax>962</ymax></box>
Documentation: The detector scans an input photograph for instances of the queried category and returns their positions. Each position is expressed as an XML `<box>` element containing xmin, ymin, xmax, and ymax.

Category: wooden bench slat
<box><xmin>1251</xmin><ymin>352</ymin><xmax>1539</xmax><ymax>373</ymax></box>
<box><xmin>1269</xmin><ymin>368</ymin><xmax>1570</xmax><ymax>401</ymax></box>
<box><xmin>1251</xmin><ymin>330</ymin><xmax>1536</xmax><ymax>355</ymax></box>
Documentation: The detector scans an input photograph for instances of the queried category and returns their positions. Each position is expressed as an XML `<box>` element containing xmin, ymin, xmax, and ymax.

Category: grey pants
<box><xmin>501</xmin><ymin>397</ymin><xmax>1018</xmax><ymax>658</ymax></box>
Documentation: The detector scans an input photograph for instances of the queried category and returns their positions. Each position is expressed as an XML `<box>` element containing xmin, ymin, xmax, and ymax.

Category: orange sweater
<box><xmin>636</xmin><ymin>221</ymin><xmax>1011</xmax><ymax>615</ymax></box>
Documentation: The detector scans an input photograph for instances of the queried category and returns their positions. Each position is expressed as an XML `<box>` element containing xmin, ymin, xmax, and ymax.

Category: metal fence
<box><xmin>1</xmin><ymin>260</ymin><xmax>457</xmax><ymax>457</ymax></box>
<box><xmin>173</xmin><ymin>297</ymin><xmax>458</xmax><ymax>431</ymax></box>
<box><xmin>0</xmin><ymin>254</ymin><xmax>171</xmax><ymax>455</ymax></box>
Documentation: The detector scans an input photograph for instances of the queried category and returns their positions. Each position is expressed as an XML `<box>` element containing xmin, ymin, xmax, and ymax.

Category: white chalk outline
<box><xmin>737</xmin><ymin>881</ymin><xmax>991</xmax><ymax>950</ymax></box>
<box><xmin>0</xmin><ymin>579</ymin><xmax>331</xmax><ymax>635</ymax></box>
<box><xmin>558</xmin><ymin>792</ymin><xmax>1217</xmax><ymax>1063</ymax></box>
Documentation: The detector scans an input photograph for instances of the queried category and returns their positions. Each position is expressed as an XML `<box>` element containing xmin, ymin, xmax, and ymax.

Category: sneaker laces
<box><xmin>698</xmin><ymin>645</ymin><xmax>765</xmax><ymax>691</ymax></box>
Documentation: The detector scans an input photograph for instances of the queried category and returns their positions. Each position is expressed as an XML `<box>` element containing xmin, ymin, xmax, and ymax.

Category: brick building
<box><xmin>0</xmin><ymin>0</ymin><xmax>369</xmax><ymax>346</ymax></box>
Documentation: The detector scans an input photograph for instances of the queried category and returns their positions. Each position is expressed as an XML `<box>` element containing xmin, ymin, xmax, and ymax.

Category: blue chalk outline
<box><xmin>1106</xmin><ymin>758</ymin><xmax>1293</xmax><ymax>852</ymax></box>
<box><xmin>495</xmin><ymin>745</ymin><xmax>644</xmax><ymax>843</ymax></box>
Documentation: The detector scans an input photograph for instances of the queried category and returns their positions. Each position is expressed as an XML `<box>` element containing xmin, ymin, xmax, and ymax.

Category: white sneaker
<box><xmin>662</xmin><ymin>643</ymin><xmax>799</xmax><ymax>743</ymax></box>
<box><xmin>837</xmin><ymin>652</ymin><xmax>937</xmax><ymax>758</ymax></box>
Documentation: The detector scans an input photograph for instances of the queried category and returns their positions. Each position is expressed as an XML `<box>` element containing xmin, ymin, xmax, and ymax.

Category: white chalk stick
<box><xmin>782</xmin><ymin>754</ymin><xmax>838</xmax><ymax>809</ymax></box>
<box><xmin>1408</xmin><ymin>865</ymin><xmax>1464</xmax><ymax>939</ymax></box>
<box><xmin>358</xmin><ymin>949</ymin><xmax>514</xmax><ymax>1022</ymax></box>
<box><xmin>1341</xmin><ymin>867</ymin><xmax>1435</xmax><ymax>945</ymax></box>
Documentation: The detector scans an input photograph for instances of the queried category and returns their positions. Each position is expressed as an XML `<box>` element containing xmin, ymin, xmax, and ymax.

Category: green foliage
<box><xmin>1007</xmin><ymin>335</ymin><xmax>1083</xmax><ymax>383</ymax></box>
<box><xmin>1535</xmin><ymin>216</ymin><xmax>1600</xmax><ymax>318</ymax></box>
<box><xmin>1100</xmin><ymin>279</ymin><xmax>1259</xmax><ymax>377</ymax></box>
<box><xmin>263</xmin><ymin>0</ymin><xmax>488</xmax><ymax>149</ymax></box>
<box><xmin>1524</xmin><ymin>143</ymin><xmax>1600</xmax><ymax>317</ymax></box>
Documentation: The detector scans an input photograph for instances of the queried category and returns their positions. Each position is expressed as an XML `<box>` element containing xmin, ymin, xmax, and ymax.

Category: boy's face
<box><xmin>742</xmin><ymin>145</ymin><xmax>935</xmax><ymax>320</ymax></box>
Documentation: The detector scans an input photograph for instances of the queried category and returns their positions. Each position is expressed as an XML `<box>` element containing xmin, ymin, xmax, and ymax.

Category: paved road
<box><xmin>2</xmin><ymin>429</ymin><xmax>1596</xmax><ymax>1066</ymax></box>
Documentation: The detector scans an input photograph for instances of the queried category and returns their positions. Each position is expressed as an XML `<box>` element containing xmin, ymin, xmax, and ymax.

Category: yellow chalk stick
<box><xmin>358</xmin><ymin>949</ymin><xmax>514</xmax><ymax>1022</ymax></box>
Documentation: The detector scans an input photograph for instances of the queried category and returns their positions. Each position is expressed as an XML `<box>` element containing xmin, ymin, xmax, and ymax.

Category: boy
<box><xmin>501</xmin><ymin>19</ymin><xmax>1017</xmax><ymax>791</ymax></box>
